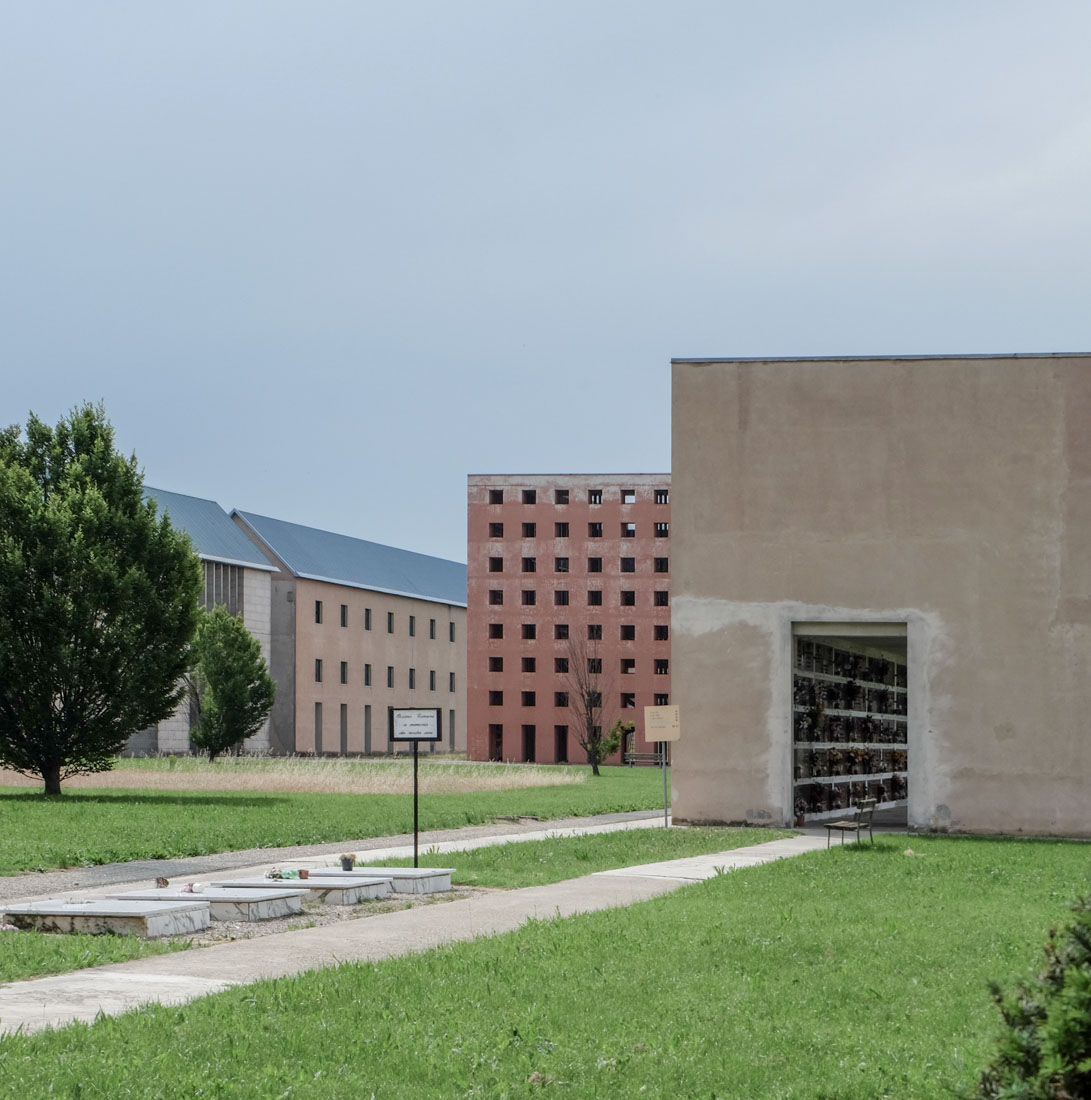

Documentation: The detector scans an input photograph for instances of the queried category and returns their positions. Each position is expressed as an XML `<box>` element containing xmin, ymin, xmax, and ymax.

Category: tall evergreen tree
<box><xmin>0</xmin><ymin>404</ymin><xmax>201</xmax><ymax>794</ymax></box>
<box><xmin>188</xmin><ymin>606</ymin><xmax>275</xmax><ymax>762</ymax></box>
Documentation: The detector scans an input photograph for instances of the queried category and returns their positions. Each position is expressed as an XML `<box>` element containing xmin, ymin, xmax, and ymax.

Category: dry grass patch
<box><xmin>0</xmin><ymin>757</ymin><xmax>588</xmax><ymax>795</ymax></box>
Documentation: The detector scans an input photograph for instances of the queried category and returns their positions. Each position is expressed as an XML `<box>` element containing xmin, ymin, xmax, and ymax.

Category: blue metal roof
<box><xmin>233</xmin><ymin>510</ymin><xmax>467</xmax><ymax>607</ymax></box>
<box><xmin>144</xmin><ymin>487</ymin><xmax>276</xmax><ymax>571</ymax></box>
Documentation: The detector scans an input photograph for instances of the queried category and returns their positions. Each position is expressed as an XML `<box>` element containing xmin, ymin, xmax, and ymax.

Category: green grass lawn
<box><xmin>2</xmin><ymin>835</ymin><xmax>1088</xmax><ymax>1097</ymax></box>
<box><xmin>381</xmin><ymin>825</ymin><xmax>793</xmax><ymax>888</ymax></box>
<box><xmin>0</xmin><ymin>765</ymin><xmax>664</xmax><ymax>875</ymax></box>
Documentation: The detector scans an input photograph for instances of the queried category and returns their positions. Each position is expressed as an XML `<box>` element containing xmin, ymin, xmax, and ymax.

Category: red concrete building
<box><xmin>467</xmin><ymin>474</ymin><xmax>671</xmax><ymax>764</ymax></box>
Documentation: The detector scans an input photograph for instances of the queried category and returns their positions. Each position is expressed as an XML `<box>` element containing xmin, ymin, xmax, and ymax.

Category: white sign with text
<box><xmin>391</xmin><ymin>708</ymin><xmax>441</xmax><ymax>741</ymax></box>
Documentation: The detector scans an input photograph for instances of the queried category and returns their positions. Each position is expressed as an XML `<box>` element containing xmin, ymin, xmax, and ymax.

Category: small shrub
<box><xmin>973</xmin><ymin>893</ymin><xmax>1091</xmax><ymax>1099</ymax></box>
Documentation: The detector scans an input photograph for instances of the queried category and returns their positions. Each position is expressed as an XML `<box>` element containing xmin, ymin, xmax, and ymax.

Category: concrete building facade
<box><xmin>467</xmin><ymin>474</ymin><xmax>672</xmax><ymax>764</ymax></box>
<box><xmin>128</xmin><ymin>487</ymin><xmax>276</xmax><ymax>756</ymax></box>
<box><xmin>670</xmin><ymin>354</ymin><xmax>1091</xmax><ymax>837</ymax></box>
<box><xmin>234</xmin><ymin>511</ymin><xmax>467</xmax><ymax>756</ymax></box>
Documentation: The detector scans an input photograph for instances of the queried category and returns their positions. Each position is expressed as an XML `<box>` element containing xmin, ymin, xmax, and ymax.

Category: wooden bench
<box><xmin>623</xmin><ymin>751</ymin><xmax>664</xmax><ymax>767</ymax></box>
<box><xmin>824</xmin><ymin>798</ymin><xmax>877</xmax><ymax>847</ymax></box>
<box><xmin>623</xmin><ymin>732</ymin><xmax>668</xmax><ymax>767</ymax></box>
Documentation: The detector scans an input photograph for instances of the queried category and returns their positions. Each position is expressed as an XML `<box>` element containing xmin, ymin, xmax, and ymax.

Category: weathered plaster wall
<box><xmin>239</xmin><ymin>567</ymin><xmax>273</xmax><ymax>753</ymax></box>
<box><xmin>266</xmin><ymin>574</ymin><xmax>297</xmax><ymax>754</ymax></box>
<box><xmin>671</xmin><ymin>355</ymin><xmax>1091</xmax><ymax>836</ymax></box>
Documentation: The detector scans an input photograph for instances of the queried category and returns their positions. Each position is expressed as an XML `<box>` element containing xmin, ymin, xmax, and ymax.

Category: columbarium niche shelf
<box><xmin>793</xmin><ymin>639</ymin><xmax>908</xmax><ymax>821</ymax></box>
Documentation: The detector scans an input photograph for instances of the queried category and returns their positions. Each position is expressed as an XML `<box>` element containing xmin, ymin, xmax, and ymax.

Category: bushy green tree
<box><xmin>188</xmin><ymin>606</ymin><xmax>275</xmax><ymax>762</ymax></box>
<box><xmin>0</xmin><ymin>404</ymin><xmax>202</xmax><ymax>794</ymax></box>
<box><xmin>974</xmin><ymin>894</ymin><xmax>1091</xmax><ymax>1099</ymax></box>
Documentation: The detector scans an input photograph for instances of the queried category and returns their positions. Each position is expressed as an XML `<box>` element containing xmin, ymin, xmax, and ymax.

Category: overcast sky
<box><xmin>4</xmin><ymin>2</ymin><xmax>1090</xmax><ymax>562</ymax></box>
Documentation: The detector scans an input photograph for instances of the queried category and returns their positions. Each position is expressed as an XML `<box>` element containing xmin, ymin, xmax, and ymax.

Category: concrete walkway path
<box><xmin>0</xmin><ymin>828</ymin><xmax>827</xmax><ymax>1037</ymax></box>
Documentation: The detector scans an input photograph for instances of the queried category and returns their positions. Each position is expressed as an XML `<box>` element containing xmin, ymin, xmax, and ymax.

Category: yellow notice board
<box><xmin>643</xmin><ymin>705</ymin><xmax>681</xmax><ymax>741</ymax></box>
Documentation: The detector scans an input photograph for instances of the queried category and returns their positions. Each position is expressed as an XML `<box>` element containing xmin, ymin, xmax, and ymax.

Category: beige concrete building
<box><xmin>128</xmin><ymin>487</ymin><xmax>276</xmax><ymax>756</ymax></box>
<box><xmin>671</xmin><ymin>354</ymin><xmax>1091</xmax><ymax>837</ymax></box>
<box><xmin>234</xmin><ymin>511</ymin><xmax>467</xmax><ymax>756</ymax></box>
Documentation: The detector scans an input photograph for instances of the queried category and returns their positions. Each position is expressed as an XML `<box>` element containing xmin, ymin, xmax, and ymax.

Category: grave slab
<box><xmin>210</xmin><ymin>877</ymin><xmax>390</xmax><ymax>905</ymax></box>
<box><xmin>312</xmin><ymin>867</ymin><xmax>453</xmax><ymax>894</ymax></box>
<box><xmin>3</xmin><ymin>898</ymin><xmax>210</xmax><ymax>938</ymax></box>
<box><xmin>107</xmin><ymin>888</ymin><xmax>307</xmax><ymax>922</ymax></box>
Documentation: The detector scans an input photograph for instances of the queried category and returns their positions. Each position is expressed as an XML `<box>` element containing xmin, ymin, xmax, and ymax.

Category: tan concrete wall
<box><xmin>239</xmin><ymin>567</ymin><xmax>273</xmax><ymax>753</ymax></box>
<box><xmin>149</xmin><ymin>564</ymin><xmax>275</xmax><ymax>756</ymax></box>
<box><xmin>671</xmin><ymin>355</ymin><xmax>1091</xmax><ymax>836</ymax></box>
<box><xmin>293</xmin><ymin>578</ymin><xmax>466</xmax><ymax>755</ymax></box>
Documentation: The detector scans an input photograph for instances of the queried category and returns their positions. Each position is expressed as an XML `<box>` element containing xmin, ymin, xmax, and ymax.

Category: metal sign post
<box><xmin>644</xmin><ymin>705</ymin><xmax>681</xmax><ymax>828</ymax></box>
<box><xmin>389</xmin><ymin>708</ymin><xmax>442</xmax><ymax>866</ymax></box>
<box><xmin>660</xmin><ymin>740</ymin><xmax>669</xmax><ymax>827</ymax></box>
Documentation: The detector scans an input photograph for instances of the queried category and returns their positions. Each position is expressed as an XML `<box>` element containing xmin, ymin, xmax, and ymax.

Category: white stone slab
<box><xmin>211</xmin><ymin>877</ymin><xmax>390</xmax><ymax>904</ymax></box>
<box><xmin>3</xmin><ymin>898</ymin><xmax>210</xmax><ymax>938</ymax></box>
<box><xmin>314</xmin><ymin>867</ymin><xmax>453</xmax><ymax>894</ymax></box>
<box><xmin>107</xmin><ymin>888</ymin><xmax>306</xmax><ymax>922</ymax></box>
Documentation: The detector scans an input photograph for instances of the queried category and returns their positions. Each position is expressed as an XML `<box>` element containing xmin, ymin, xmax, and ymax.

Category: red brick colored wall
<box><xmin>467</xmin><ymin>474</ymin><xmax>671</xmax><ymax>764</ymax></box>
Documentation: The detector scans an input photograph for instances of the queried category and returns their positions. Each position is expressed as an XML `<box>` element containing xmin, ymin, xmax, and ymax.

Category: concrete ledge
<box><xmin>107</xmin><ymin>888</ymin><xmax>307</xmax><ymax>922</ymax></box>
<box><xmin>210</xmin><ymin>877</ymin><xmax>391</xmax><ymax>904</ymax></box>
<box><xmin>3</xmin><ymin>899</ymin><xmax>211</xmax><ymax>938</ymax></box>
<box><xmin>311</xmin><ymin>867</ymin><xmax>453</xmax><ymax>894</ymax></box>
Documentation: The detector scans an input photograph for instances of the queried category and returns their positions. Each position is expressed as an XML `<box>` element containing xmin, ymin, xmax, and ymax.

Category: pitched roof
<box><xmin>143</xmin><ymin>487</ymin><xmax>276</xmax><ymax>571</ymax></box>
<box><xmin>233</xmin><ymin>510</ymin><xmax>467</xmax><ymax>607</ymax></box>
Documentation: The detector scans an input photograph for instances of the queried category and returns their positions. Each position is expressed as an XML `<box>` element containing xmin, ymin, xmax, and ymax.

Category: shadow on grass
<box><xmin>833</xmin><ymin>838</ymin><xmax>902</xmax><ymax>856</ymax></box>
<box><xmin>0</xmin><ymin>790</ymin><xmax>289</xmax><ymax>809</ymax></box>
